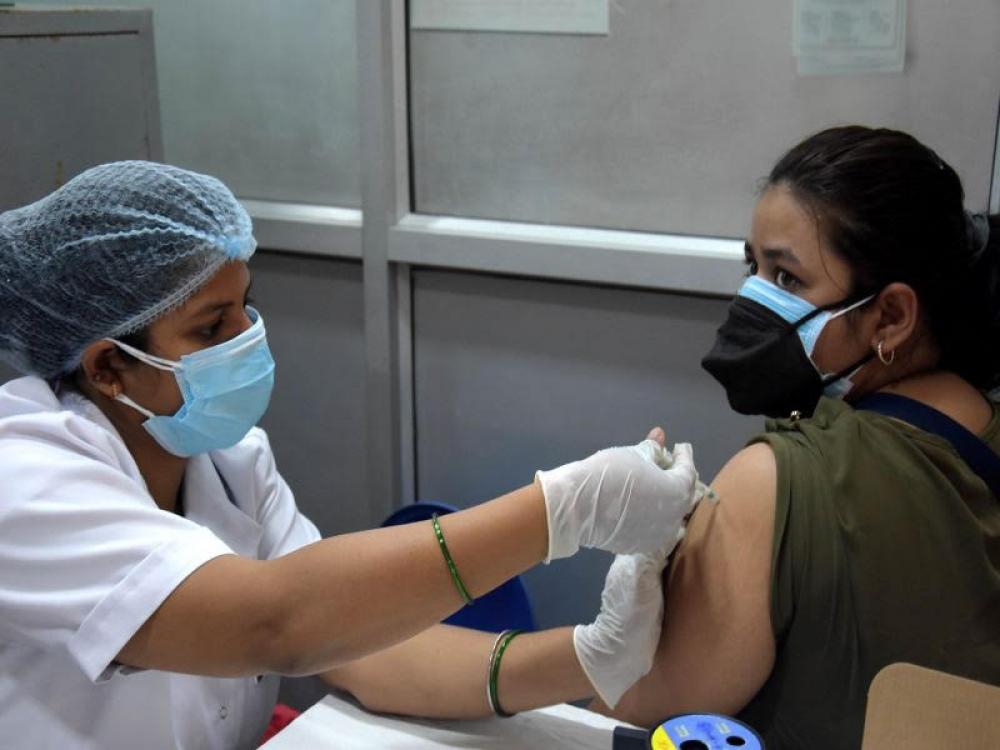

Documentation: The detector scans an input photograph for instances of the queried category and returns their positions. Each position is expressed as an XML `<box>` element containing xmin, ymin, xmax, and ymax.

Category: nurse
<box><xmin>0</xmin><ymin>162</ymin><xmax>704</xmax><ymax>748</ymax></box>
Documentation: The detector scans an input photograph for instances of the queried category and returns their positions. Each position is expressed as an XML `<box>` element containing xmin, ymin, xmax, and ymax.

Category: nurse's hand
<box><xmin>573</xmin><ymin>548</ymin><xmax>670</xmax><ymax>708</ymax></box>
<box><xmin>536</xmin><ymin>429</ymin><xmax>700</xmax><ymax>561</ymax></box>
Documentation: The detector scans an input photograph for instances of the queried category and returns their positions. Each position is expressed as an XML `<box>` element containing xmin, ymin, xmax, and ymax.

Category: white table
<box><xmin>261</xmin><ymin>692</ymin><xmax>634</xmax><ymax>749</ymax></box>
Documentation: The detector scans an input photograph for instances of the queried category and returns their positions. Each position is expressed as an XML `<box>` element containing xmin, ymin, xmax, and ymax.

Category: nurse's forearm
<box><xmin>268</xmin><ymin>483</ymin><xmax>549</xmax><ymax>675</ymax></box>
<box><xmin>322</xmin><ymin>623</ymin><xmax>593</xmax><ymax>718</ymax></box>
<box><xmin>117</xmin><ymin>483</ymin><xmax>548</xmax><ymax>678</ymax></box>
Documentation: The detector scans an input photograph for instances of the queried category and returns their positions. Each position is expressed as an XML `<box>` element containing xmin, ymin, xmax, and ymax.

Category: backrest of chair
<box><xmin>861</xmin><ymin>663</ymin><xmax>1000</xmax><ymax>749</ymax></box>
<box><xmin>381</xmin><ymin>501</ymin><xmax>536</xmax><ymax>633</ymax></box>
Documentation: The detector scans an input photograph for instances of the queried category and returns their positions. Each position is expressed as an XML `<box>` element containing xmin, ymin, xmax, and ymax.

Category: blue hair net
<box><xmin>0</xmin><ymin>161</ymin><xmax>256</xmax><ymax>378</ymax></box>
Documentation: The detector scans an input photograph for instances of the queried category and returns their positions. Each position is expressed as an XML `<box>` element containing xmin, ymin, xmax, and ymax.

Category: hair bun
<box><xmin>966</xmin><ymin>210</ymin><xmax>991</xmax><ymax>263</ymax></box>
<box><xmin>960</xmin><ymin>212</ymin><xmax>1000</xmax><ymax>389</ymax></box>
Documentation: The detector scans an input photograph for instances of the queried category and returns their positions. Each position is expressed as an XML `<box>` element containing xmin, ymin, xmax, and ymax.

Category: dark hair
<box><xmin>113</xmin><ymin>329</ymin><xmax>150</xmax><ymax>361</ymax></box>
<box><xmin>768</xmin><ymin>125</ymin><xmax>1000</xmax><ymax>389</ymax></box>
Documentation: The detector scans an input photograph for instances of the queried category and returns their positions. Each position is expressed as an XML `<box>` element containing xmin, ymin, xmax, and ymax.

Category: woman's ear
<box><xmin>869</xmin><ymin>282</ymin><xmax>920</xmax><ymax>360</ymax></box>
<box><xmin>79</xmin><ymin>340</ymin><xmax>128</xmax><ymax>400</ymax></box>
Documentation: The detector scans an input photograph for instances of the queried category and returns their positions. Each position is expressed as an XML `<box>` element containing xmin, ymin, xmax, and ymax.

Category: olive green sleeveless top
<box><xmin>738</xmin><ymin>396</ymin><xmax>1000</xmax><ymax>749</ymax></box>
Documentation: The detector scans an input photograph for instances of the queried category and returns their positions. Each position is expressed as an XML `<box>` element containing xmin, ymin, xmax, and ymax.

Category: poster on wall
<box><xmin>794</xmin><ymin>0</ymin><xmax>907</xmax><ymax>75</ymax></box>
<box><xmin>410</xmin><ymin>0</ymin><xmax>609</xmax><ymax>35</ymax></box>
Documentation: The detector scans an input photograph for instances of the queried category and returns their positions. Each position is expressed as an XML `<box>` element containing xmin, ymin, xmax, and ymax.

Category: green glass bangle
<box><xmin>431</xmin><ymin>513</ymin><xmax>474</xmax><ymax>606</ymax></box>
<box><xmin>488</xmin><ymin>629</ymin><xmax>523</xmax><ymax>718</ymax></box>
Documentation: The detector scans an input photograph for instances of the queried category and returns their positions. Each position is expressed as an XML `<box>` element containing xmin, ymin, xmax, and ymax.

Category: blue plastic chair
<box><xmin>381</xmin><ymin>501</ymin><xmax>536</xmax><ymax>633</ymax></box>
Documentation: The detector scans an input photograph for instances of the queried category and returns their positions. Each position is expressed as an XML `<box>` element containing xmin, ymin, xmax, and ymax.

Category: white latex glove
<box><xmin>573</xmin><ymin>548</ymin><xmax>670</xmax><ymax>708</ymax></box>
<box><xmin>537</xmin><ymin>438</ymin><xmax>701</xmax><ymax>562</ymax></box>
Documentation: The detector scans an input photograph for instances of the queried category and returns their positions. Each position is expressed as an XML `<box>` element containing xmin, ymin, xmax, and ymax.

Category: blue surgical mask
<box><xmin>738</xmin><ymin>276</ymin><xmax>875</xmax><ymax>398</ymax></box>
<box><xmin>109</xmin><ymin>306</ymin><xmax>275</xmax><ymax>456</ymax></box>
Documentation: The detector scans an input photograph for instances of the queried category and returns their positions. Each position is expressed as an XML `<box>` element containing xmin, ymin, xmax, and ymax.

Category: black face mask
<box><xmin>701</xmin><ymin>296</ymin><xmax>873</xmax><ymax>419</ymax></box>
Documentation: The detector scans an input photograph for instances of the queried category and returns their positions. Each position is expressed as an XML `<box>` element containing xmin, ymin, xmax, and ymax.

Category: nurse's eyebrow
<box><xmin>761</xmin><ymin>247</ymin><xmax>802</xmax><ymax>267</ymax></box>
<box><xmin>187</xmin><ymin>281</ymin><xmax>254</xmax><ymax>318</ymax></box>
<box><xmin>191</xmin><ymin>300</ymin><xmax>234</xmax><ymax>318</ymax></box>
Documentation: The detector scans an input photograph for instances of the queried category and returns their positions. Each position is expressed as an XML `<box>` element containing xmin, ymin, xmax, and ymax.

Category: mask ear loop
<box><xmin>827</xmin><ymin>293</ymin><xmax>878</xmax><ymax>321</ymax></box>
<box><xmin>789</xmin><ymin>291</ymin><xmax>877</xmax><ymax>331</ymax></box>
<box><xmin>115</xmin><ymin>392</ymin><xmax>157</xmax><ymax>419</ymax></box>
<box><xmin>103</xmin><ymin>340</ymin><xmax>178</xmax><ymax>420</ymax></box>
<box><xmin>787</xmin><ymin>304</ymin><xmax>827</xmax><ymax>332</ymax></box>
<box><xmin>818</xmin><ymin>292</ymin><xmax>879</xmax><ymax>387</ymax></box>
<box><xmin>821</xmin><ymin>351</ymin><xmax>876</xmax><ymax>387</ymax></box>
<box><xmin>105</xmin><ymin>338</ymin><xmax>180</xmax><ymax>371</ymax></box>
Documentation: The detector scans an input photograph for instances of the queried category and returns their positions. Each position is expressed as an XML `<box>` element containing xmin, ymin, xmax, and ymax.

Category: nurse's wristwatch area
<box><xmin>429</xmin><ymin>514</ymin><xmax>524</xmax><ymax>717</ymax></box>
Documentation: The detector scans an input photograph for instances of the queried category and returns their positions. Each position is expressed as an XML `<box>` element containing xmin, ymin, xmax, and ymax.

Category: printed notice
<box><xmin>794</xmin><ymin>0</ymin><xmax>906</xmax><ymax>75</ymax></box>
<box><xmin>410</xmin><ymin>0</ymin><xmax>609</xmax><ymax>35</ymax></box>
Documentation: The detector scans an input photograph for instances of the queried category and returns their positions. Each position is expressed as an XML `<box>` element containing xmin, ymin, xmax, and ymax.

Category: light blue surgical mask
<box><xmin>109</xmin><ymin>306</ymin><xmax>275</xmax><ymax>457</ymax></box>
<box><xmin>738</xmin><ymin>276</ymin><xmax>875</xmax><ymax>398</ymax></box>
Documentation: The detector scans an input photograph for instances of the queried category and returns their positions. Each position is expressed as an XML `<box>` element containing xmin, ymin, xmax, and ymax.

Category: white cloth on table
<box><xmin>261</xmin><ymin>692</ymin><xmax>634</xmax><ymax>750</ymax></box>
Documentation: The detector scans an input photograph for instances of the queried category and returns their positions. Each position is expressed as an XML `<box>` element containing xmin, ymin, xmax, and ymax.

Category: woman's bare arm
<box><xmin>592</xmin><ymin>443</ymin><xmax>778</xmax><ymax>725</ymax></box>
<box><xmin>322</xmin><ymin>623</ymin><xmax>592</xmax><ymax>718</ymax></box>
<box><xmin>118</xmin><ymin>484</ymin><xmax>548</xmax><ymax>678</ymax></box>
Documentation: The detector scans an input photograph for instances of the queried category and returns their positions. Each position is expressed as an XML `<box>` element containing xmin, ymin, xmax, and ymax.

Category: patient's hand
<box><xmin>590</xmin><ymin>442</ymin><xmax>779</xmax><ymax>727</ymax></box>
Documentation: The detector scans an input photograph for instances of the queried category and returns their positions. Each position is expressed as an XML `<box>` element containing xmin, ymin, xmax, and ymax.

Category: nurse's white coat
<box><xmin>0</xmin><ymin>376</ymin><xmax>321</xmax><ymax>749</ymax></box>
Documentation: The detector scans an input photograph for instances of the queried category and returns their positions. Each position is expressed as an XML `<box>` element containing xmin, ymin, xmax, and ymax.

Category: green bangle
<box><xmin>488</xmin><ymin>629</ymin><xmax>523</xmax><ymax>718</ymax></box>
<box><xmin>431</xmin><ymin>513</ymin><xmax>473</xmax><ymax>606</ymax></box>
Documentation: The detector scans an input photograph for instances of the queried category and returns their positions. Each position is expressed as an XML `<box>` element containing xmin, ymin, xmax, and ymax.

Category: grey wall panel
<box><xmin>249</xmin><ymin>252</ymin><xmax>366</xmax><ymax>712</ymax></box>
<box><xmin>413</xmin><ymin>269</ymin><xmax>759</xmax><ymax>629</ymax></box>
<box><xmin>410</xmin><ymin>0</ymin><xmax>1000</xmax><ymax>238</ymax></box>
<box><xmin>0</xmin><ymin>29</ymin><xmax>157</xmax><ymax>211</ymax></box>
<box><xmin>21</xmin><ymin>0</ymin><xmax>361</xmax><ymax>207</ymax></box>
<box><xmin>251</xmin><ymin>252</ymin><xmax>367</xmax><ymax>536</ymax></box>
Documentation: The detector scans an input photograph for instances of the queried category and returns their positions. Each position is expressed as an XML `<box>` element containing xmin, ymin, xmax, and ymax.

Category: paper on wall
<box><xmin>794</xmin><ymin>0</ymin><xmax>907</xmax><ymax>75</ymax></box>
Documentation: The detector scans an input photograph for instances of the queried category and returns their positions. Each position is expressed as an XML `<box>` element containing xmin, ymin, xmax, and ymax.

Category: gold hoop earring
<box><xmin>876</xmin><ymin>341</ymin><xmax>895</xmax><ymax>366</ymax></box>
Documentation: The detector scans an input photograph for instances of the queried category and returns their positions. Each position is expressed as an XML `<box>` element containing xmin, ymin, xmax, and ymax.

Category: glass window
<box><xmin>408</xmin><ymin>0</ymin><xmax>999</xmax><ymax>237</ymax></box>
<box><xmin>22</xmin><ymin>0</ymin><xmax>360</xmax><ymax>206</ymax></box>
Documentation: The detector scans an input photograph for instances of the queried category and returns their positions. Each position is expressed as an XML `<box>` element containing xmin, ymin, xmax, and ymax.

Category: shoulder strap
<box><xmin>856</xmin><ymin>392</ymin><xmax>1000</xmax><ymax>500</ymax></box>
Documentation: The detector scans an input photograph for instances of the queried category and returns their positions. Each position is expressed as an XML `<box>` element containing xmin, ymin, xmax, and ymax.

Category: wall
<box><xmin>410</xmin><ymin>0</ymin><xmax>1000</xmax><ymax>237</ymax></box>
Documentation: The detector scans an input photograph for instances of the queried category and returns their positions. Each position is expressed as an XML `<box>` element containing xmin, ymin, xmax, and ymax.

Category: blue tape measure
<box><xmin>613</xmin><ymin>713</ymin><xmax>764</xmax><ymax>750</ymax></box>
